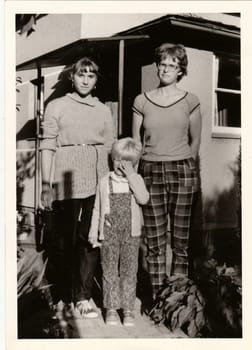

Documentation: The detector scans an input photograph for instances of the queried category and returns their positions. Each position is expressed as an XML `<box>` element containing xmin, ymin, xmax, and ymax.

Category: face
<box><xmin>113</xmin><ymin>159</ymin><xmax>132</xmax><ymax>177</ymax></box>
<box><xmin>157</xmin><ymin>56</ymin><xmax>181</xmax><ymax>86</ymax></box>
<box><xmin>113</xmin><ymin>158</ymin><xmax>124</xmax><ymax>176</ymax></box>
<box><xmin>72</xmin><ymin>67</ymin><xmax>97</xmax><ymax>97</ymax></box>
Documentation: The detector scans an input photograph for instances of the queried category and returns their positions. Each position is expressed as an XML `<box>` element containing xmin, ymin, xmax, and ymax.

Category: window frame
<box><xmin>212</xmin><ymin>54</ymin><xmax>241</xmax><ymax>139</ymax></box>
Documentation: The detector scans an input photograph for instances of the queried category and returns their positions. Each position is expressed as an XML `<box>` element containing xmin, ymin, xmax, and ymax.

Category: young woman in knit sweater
<box><xmin>89</xmin><ymin>138</ymin><xmax>149</xmax><ymax>326</ymax></box>
<box><xmin>40</xmin><ymin>57</ymin><xmax>114</xmax><ymax>318</ymax></box>
<box><xmin>132</xmin><ymin>43</ymin><xmax>202</xmax><ymax>302</ymax></box>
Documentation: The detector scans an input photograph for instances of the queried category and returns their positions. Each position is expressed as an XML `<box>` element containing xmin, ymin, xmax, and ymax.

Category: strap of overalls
<box><xmin>109</xmin><ymin>177</ymin><xmax>113</xmax><ymax>194</ymax></box>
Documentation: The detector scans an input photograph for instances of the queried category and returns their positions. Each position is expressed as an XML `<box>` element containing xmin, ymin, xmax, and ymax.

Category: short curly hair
<box><xmin>155</xmin><ymin>43</ymin><xmax>188</xmax><ymax>82</ymax></box>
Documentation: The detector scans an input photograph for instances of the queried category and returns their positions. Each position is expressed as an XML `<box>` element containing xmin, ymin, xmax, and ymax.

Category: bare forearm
<box><xmin>41</xmin><ymin>150</ymin><xmax>54</xmax><ymax>184</ymax></box>
<box><xmin>190</xmin><ymin>138</ymin><xmax>201</xmax><ymax>159</ymax></box>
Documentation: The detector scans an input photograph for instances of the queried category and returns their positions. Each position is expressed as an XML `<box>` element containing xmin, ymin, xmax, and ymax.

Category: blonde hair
<box><xmin>111</xmin><ymin>137</ymin><xmax>142</xmax><ymax>165</ymax></box>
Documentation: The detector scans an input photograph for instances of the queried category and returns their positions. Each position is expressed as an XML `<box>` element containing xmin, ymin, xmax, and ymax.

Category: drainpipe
<box><xmin>118</xmin><ymin>39</ymin><xmax>125</xmax><ymax>137</ymax></box>
<box><xmin>35</xmin><ymin>66</ymin><xmax>43</xmax><ymax>214</ymax></box>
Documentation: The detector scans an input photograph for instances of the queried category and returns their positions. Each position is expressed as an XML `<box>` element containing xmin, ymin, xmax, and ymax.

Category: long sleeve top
<box><xmin>40</xmin><ymin>93</ymin><xmax>114</xmax><ymax>200</ymax></box>
<box><xmin>89</xmin><ymin>171</ymin><xmax>150</xmax><ymax>241</ymax></box>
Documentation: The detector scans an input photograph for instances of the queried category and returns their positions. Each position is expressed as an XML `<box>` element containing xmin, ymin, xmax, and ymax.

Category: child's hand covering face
<box><xmin>118</xmin><ymin>160</ymin><xmax>135</xmax><ymax>177</ymax></box>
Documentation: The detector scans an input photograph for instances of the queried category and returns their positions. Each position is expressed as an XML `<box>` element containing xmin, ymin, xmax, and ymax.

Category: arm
<box><xmin>127</xmin><ymin>173</ymin><xmax>149</xmax><ymax>205</ymax></box>
<box><xmin>89</xmin><ymin>184</ymin><xmax>101</xmax><ymax>246</ymax></box>
<box><xmin>189</xmin><ymin>106</ymin><xmax>202</xmax><ymax>160</ymax></box>
<box><xmin>118</xmin><ymin>161</ymin><xmax>149</xmax><ymax>205</ymax></box>
<box><xmin>103</xmin><ymin>107</ymin><xmax>115</xmax><ymax>152</ymax></box>
<box><xmin>40</xmin><ymin>150</ymin><xmax>54</xmax><ymax>210</ymax></box>
<box><xmin>39</xmin><ymin>100</ymin><xmax>59</xmax><ymax>209</ymax></box>
<box><xmin>132</xmin><ymin>112</ymin><xmax>144</xmax><ymax>171</ymax></box>
<box><xmin>132</xmin><ymin>111</ymin><xmax>143</xmax><ymax>145</ymax></box>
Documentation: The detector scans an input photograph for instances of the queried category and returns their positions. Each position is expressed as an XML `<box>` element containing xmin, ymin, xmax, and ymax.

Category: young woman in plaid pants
<box><xmin>132</xmin><ymin>43</ymin><xmax>202</xmax><ymax>300</ymax></box>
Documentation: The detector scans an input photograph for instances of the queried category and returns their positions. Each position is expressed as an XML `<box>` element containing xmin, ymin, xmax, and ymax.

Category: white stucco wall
<box><xmin>16</xmin><ymin>14</ymin><xmax>83</xmax><ymax>65</ymax></box>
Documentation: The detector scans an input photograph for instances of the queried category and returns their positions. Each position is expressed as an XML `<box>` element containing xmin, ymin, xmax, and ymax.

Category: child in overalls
<box><xmin>89</xmin><ymin>138</ymin><xmax>149</xmax><ymax>326</ymax></box>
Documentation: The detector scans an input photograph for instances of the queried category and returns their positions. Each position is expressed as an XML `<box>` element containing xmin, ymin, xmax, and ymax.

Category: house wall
<box><xmin>16</xmin><ymin>76</ymin><xmax>37</xmax><ymax>209</ymax></box>
<box><xmin>16</xmin><ymin>14</ymin><xmax>83</xmax><ymax>65</ymax></box>
<box><xmin>141</xmin><ymin>47</ymin><xmax>240</xmax><ymax>230</ymax></box>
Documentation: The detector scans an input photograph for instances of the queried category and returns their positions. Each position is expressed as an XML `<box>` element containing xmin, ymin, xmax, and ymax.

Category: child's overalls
<box><xmin>101</xmin><ymin>178</ymin><xmax>140</xmax><ymax>311</ymax></box>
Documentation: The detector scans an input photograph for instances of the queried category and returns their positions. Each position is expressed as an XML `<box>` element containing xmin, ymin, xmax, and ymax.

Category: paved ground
<box><xmin>60</xmin><ymin>298</ymin><xmax>187</xmax><ymax>339</ymax></box>
<box><xmin>56</xmin><ymin>243</ymin><xmax>186</xmax><ymax>339</ymax></box>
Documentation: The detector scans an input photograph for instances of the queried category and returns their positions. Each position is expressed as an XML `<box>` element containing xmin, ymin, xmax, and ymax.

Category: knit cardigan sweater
<box><xmin>40</xmin><ymin>93</ymin><xmax>114</xmax><ymax>200</ymax></box>
<box><xmin>89</xmin><ymin>171</ymin><xmax>150</xmax><ymax>242</ymax></box>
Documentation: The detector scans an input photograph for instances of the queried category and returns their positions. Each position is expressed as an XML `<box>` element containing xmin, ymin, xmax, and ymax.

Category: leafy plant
<box><xmin>194</xmin><ymin>258</ymin><xmax>242</xmax><ymax>337</ymax></box>
<box><xmin>17</xmin><ymin>248</ymin><xmax>49</xmax><ymax>298</ymax></box>
<box><xmin>149</xmin><ymin>275</ymin><xmax>208</xmax><ymax>337</ymax></box>
<box><xmin>17</xmin><ymin>246</ymin><xmax>66</xmax><ymax>338</ymax></box>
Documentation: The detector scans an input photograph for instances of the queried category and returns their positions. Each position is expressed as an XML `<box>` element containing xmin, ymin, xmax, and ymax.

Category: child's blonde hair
<box><xmin>111</xmin><ymin>137</ymin><xmax>142</xmax><ymax>165</ymax></box>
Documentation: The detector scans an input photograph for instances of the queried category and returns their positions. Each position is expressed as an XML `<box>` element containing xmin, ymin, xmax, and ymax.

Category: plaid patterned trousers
<box><xmin>139</xmin><ymin>158</ymin><xmax>199</xmax><ymax>298</ymax></box>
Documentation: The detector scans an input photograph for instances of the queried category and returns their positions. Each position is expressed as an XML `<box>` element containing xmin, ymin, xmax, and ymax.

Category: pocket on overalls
<box><xmin>178</xmin><ymin>157</ymin><xmax>199</xmax><ymax>191</ymax></box>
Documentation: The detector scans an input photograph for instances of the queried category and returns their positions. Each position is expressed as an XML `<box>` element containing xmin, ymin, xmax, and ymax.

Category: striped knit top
<box><xmin>132</xmin><ymin>91</ymin><xmax>200</xmax><ymax>161</ymax></box>
<box><xmin>40</xmin><ymin>93</ymin><xmax>114</xmax><ymax>200</ymax></box>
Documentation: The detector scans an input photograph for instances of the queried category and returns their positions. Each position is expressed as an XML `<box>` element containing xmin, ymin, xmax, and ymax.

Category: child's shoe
<box><xmin>123</xmin><ymin>310</ymin><xmax>135</xmax><ymax>327</ymax></box>
<box><xmin>105</xmin><ymin>309</ymin><xmax>118</xmax><ymax>326</ymax></box>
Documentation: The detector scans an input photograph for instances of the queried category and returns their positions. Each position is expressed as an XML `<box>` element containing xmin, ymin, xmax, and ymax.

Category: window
<box><xmin>212</xmin><ymin>54</ymin><xmax>241</xmax><ymax>138</ymax></box>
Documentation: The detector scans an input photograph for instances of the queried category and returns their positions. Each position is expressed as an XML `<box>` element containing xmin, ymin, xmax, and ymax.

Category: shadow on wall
<box><xmin>190</xmin><ymin>149</ymin><xmax>241</xmax><ymax>267</ymax></box>
<box><xmin>203</xmin><ymin>156</ymin><xmax>240</xmax><ymax>228</ymax></box>
<box><xmin>44</xmin><ymin>67</ymin><xmax>72</xmax><ymax>108</ymax></box>
<box><xmin>17</xmin><ymin>151</ymin><xmax>36</xmax><ymax>206</ymax></box>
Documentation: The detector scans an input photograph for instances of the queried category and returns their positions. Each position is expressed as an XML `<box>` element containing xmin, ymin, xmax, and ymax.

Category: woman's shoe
<box><xmin>123</xmin><ymin>310</ymin><xmax>134</xmax><ymax>327</ymax></box>
<box><xmin>105</xmin><ymin>309</ymin><xmax>118</xmax><ymax>326</ymax></box>
<box><xmin>75</xmin><ymin>300</ymin><xmax>98</xmax><ymax>319</ymax></box>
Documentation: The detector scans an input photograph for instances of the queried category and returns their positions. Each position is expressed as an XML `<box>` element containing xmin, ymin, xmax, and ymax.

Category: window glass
<box><xmin>213</xmin><ymin>54</ymin><xmax>241</xmax><ymax>137</ymax></box>
<box><xmin>215</xmin><ymin>92</ymin><xmax>241</xmax><ymax>127</ymax></box>
<box><xmin>217</xmin><ymin>56</ymin><xmax>240</xmax><ymax>90</ymax></box>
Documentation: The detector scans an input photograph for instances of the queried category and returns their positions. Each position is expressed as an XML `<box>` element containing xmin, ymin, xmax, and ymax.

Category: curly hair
<box><xmin>155</xmin><ymin>43</ymin><xmax>188</xmax><ymax>82</ymax></box>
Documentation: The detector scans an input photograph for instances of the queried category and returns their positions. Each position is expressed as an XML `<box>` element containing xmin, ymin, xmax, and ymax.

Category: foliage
<box><xmin>17</xmin><ymin>247</ymin><xmax>48</xmax><ymax>298</ymax></box>
<box><xmin>16</xmin><ymin>76</ymin><xmax>22</xmax><ymax>111</ymax></box>
<box><xmin>17</xmin><ymin>245</ymin><xmax>65</xmax><ymax>338</ymax></box>
<box><xmin>149</xmin><ymin>275</ymin><xmax>208</xmax><ymax>337</ymax></box>
<box><xmin>16</xmin><ymin>14</ymin><xmax>47</xmax><ymax>36</ymax></box>
<box><xmin>194</xmin><ymin>258</ymin><xmax>242</xmax><ymax>337</ymax></box>
<box><xmin>149</xmin><ymin>258</ymin><xmax>242</xmax><ymax>338</ymax></box>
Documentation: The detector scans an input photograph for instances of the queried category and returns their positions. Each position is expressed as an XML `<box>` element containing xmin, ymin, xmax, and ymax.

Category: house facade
<box><xmin>16</xmin><ymin>13</ymin><xmax>241</xmax><ymax>258</ymax></box>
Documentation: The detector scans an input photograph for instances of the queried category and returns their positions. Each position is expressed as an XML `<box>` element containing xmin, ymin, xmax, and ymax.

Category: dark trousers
<box><xmin>46</xmin><ymin>196</ymin><xmax>99</xmax><ymax>304</ymax></box>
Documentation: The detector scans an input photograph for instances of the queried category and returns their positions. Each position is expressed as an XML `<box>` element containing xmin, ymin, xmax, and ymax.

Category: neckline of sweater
<box><xmin>66</xmin><ymin>92</ymin><xmax>99</xmax><ymax>106</ymax></box>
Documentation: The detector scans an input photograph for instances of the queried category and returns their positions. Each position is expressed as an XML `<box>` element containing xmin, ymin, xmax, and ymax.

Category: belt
<box><xmin>59</xmin><ymin>143</ymin><xmax>103</xmax><ymax>148</ymax></box>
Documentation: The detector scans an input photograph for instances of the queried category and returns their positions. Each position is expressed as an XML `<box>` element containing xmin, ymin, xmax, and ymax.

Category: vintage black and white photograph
<box><xmin>8</xmin><ymin>3</ymin><xmax>246</xmax><ymax>345</ymax></box>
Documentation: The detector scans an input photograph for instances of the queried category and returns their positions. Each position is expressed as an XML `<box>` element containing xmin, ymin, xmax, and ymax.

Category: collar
<box><xmin>110</xmin><ymin>171</ymin><xmax>128</xmax><ymax>183</ymax></box>
<box><xmin>67</xmin><ymin>92</ymin><xmax>98</xmax><ymax>106</ymax></box>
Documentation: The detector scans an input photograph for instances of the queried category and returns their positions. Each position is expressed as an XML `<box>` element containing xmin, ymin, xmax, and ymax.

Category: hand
<box><xmin>41</xmin><ymin>183</ymin><xmax>53</xmax><ymax>211</ymax></box>
<box><xmin>118</xmin><ymin>160</ymin><xmax>135</xmax><ymax>178</ymax></box>
<box><xmin>89</xmin><ymin>237</ymin><xmax>102</xmax><ymax>248</ymax></box>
